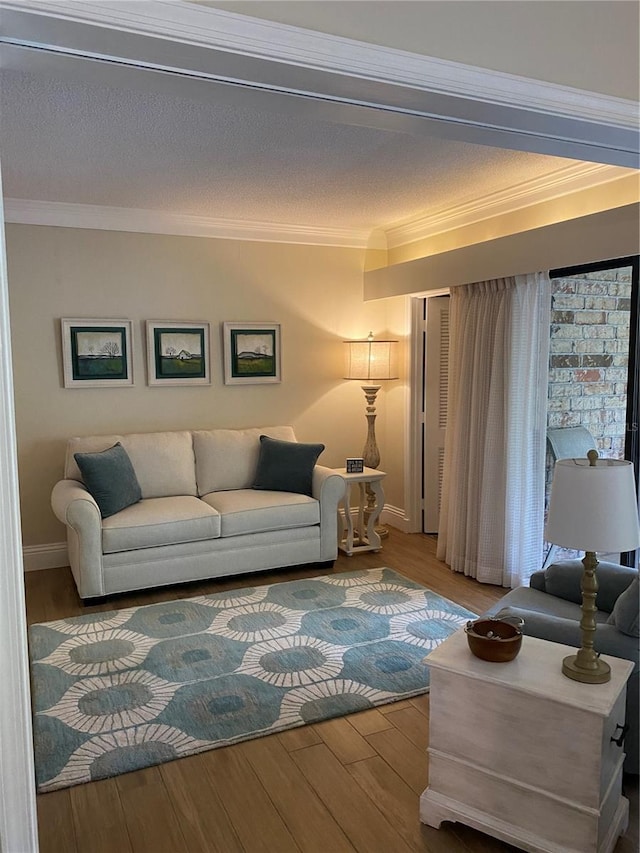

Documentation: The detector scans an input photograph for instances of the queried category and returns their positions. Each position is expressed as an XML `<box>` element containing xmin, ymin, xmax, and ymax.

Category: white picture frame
<box><xmin>146</xmin><ymin>321</ymin><xmax>211</xmax><ymax>386</ymax></box>
<box><xmin>223</xmin><ymin>322</ymin><xmax>281</xmax><ymax>385</ymax></box>
<box><xmin>61</xmin><ymin>318</ymin><xmax>133</xmax><ymax>388</ymax></box>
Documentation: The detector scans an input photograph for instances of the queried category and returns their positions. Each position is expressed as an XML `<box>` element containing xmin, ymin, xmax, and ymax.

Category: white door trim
<box><xmin>0</xmin><ymin>172</ymin><xmax>39</xmax><ymax>851</ymax></box>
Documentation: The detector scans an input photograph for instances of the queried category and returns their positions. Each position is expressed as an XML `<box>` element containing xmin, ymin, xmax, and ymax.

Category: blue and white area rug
<box><xmin>28</xmin><ymin>567</ymin><xmax>475</xmax><ymax>792</ymax></box>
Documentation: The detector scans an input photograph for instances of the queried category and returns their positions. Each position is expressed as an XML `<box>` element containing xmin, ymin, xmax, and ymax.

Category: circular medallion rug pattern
<box><xmin>28</xmin><ymin>567</ymin><xmax>476</xmax><ymax>792</ymax></box>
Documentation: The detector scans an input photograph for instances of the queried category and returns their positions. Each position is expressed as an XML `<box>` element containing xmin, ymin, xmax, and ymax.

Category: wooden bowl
<box><xmin>465</xmin><ymin>618</ymin><xmax>523</xmax><ymax>662</ymax></box>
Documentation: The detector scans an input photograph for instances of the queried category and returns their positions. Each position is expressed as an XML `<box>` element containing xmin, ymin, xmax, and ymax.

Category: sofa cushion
<box><xmin>66</xmin><ymin>433</ymin><xmax>123</xmax><ymax>480</ymax></box>
<box><xmin>253</xmin><ymin>435</ymin><xmax>325</xmax><ymax>496</ymax></box>
<box><xmin>121</xmin><ymin>431</ymin><xmax>197</xmax><ymax>498</ymax></box>
<box><xmin>541</xmin><ymin>560</ymin><xmax>634</xmax><ymax>613</ymax></box>
<box><xmin>201</xmin><ymin>489</ymin><xmax>319</xmax><ymax>537</ymax></box>
<box><xmin>607</xmin><ymin>576</ymin><xmax>640</xmax><ymax>637</ymax></box>
<box><xmin>67</xmin><ymin>431</ymin><xmax>197</xmax><ymax>499</ymax></box>
<box><xmin>102</xmin><ymin>496</ymin><xmax>220</xmax><ymax>553</ymax></box>
<box><xmin>193</xmin><ymin>426</ymin><xmax>296</xmax><ymax>494</ymax></box>
<box><xmin>74</xmin><ymin>443</ymin><xmax>142</xmax><ymax>519</ymax></box>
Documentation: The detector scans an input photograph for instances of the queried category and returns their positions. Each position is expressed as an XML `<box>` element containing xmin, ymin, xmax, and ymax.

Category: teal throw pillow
<box><xmin>606</xmin><ymin>576</ymin><xmax>639</xmax><ymax>638</ymax></box>
<box><xmin>74</xmin><ymin>442</ymin><xmax>142</xmax><ymax>519</ymax></box>
<box><xmin>253</xmin><ymin>435</ymin><xmax>325</xmax><ymax>496</ymax></box>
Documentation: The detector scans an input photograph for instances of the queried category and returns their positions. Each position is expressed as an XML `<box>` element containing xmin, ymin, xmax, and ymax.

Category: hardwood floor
<box><xmin>24</xmin><ymin>530</ymin><xmax>639</xmax><ymax>853</ymax></box>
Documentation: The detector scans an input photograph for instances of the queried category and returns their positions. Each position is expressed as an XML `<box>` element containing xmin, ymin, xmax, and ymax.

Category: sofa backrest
<box><xmin>65</xmin><ymin>426</ymin><xmax>297</xmax><ymax>499</ymax></box>
<box><xmin>193</xmin><ymin>426</ymin><xmax>296</xmax><ymax>494</ymax></box>
<box><xmin>65</xmin><ymin>431</ymin><xmax>197</xmax><ymax>499</ymax></box>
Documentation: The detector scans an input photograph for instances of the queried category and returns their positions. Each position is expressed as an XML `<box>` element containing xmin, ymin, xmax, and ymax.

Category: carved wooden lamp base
<box><xmin>360</xmin><ymin>384</ymin><xmax>389</xmax><ymax>538</ymax></box>
<box><xmin>562</xmin><ymin>550</ymin><xmax>611</xmax><ymax>684</ymax></box>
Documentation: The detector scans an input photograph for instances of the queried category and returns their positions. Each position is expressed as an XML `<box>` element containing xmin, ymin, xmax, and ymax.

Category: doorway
<box><xmin>408</xmin><ymin>294</ymin><xmax>450</xmax><ymax>535</ymax></box>
<box><xmin>422</xmin><ymin>296</ymin><xmax>450</xmax><ymax>533</ymax></box>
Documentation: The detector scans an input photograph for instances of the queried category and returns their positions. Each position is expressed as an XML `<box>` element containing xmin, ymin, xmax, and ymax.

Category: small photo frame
<box><xmin>223</xmin><ymin>322</ymin><xmax>281</xmax><ymax>385</ymax></box>
<box><xmin>146</xmin><ymin>321</ymin><xmax>210</xmax><ymax>386</ymax></box>
<box><xmin>346</xmin><ymin>458</ymin><xmax>364</xmax><ymax>474</ymax></box>
<box><xmin>61</xmin><ymin>319</ymin><xmax>133</xmax><ymax>388</ymax></box>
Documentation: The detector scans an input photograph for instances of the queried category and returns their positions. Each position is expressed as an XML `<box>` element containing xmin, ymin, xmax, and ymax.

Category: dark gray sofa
<box><xmin>484</xmin><ymin>560</ymin><xmax>639</xmax><ymax>774</ymax></box>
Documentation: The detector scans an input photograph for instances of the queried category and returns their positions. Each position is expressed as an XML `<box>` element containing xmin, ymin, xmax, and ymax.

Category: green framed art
<box><xmin>223</xmin><ymin>322</ymin><xmax>281</xmax><ymax>384</ymax></box>
<box><xmin>146</xmin><ymin>321</ymin><xmax>210</xmax><ymax>385</ymax></box>
<box><xmin>61</xmin><ymin>319</ymin><xmax>133</xmax><ymax>388</ymax></box>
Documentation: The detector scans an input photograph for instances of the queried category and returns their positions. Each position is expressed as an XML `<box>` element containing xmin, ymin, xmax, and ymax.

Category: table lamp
<box><xmin>545</xmin><ymin>450</ymin><xmax>640</xmax><ymax>683</ymax></box>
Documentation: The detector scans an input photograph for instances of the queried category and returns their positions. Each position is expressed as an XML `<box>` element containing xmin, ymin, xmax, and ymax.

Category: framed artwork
<box><xmin>61</xmin><ymin>319</ymin><xmax>133</xmax><ymax>388</ymax></box>
<box><xmin>146</xmin><ymin>321</ymin><xmax>211</xmax><ymax>385</ymax></box>
<box><xmin>223</xmin><ymin>322</ymin><xmax>281</xmax><ymax>385</ymax></box>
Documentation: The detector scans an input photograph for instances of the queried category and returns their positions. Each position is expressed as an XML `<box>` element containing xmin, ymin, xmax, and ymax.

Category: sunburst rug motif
<box><xmin>28</xmin><ymin>567</ymin><xmax>475</xmax><ymax>792</ymax></box>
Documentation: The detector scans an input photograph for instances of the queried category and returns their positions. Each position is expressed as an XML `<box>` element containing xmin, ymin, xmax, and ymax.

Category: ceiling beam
<box><xmin>364</xmin><ymin>204</ymin><xmax>640</xmax><ymax>300</ymax></box>
<box><xmin>1</xmin><ymin>2</ymin><xmax>638</xmax><ymax>168</ymax></box>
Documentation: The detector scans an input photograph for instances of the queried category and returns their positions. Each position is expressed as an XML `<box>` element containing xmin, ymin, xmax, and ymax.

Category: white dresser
<box><xmin>420</xmin><ymin>630</ymin><xmax>633</xmax><ymax>853</ymax></box>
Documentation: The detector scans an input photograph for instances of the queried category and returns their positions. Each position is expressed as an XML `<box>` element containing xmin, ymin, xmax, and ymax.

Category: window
<box><xmin>549</xmin><ymin>257</ymin><xmax>639</xmax><ymax>566</ymax></box>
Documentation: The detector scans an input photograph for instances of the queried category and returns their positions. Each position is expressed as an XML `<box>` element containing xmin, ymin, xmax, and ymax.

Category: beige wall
<box><xmin>7</xmin><ymin>224</ymin><xmax>408</xmax><ymax>547</ymax></box>
<box><xmin>208</xmin><ymin>1</ymin><xmax>639</xmax><ymax>100</ymax></box>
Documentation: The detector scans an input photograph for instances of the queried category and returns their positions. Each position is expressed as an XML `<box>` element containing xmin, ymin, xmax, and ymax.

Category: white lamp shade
<box><xmin>545</xmin><ymin>458</ymin><xmax>640</xmax><ymax>553</ymax></box>
<box><xmin>344</xmin><ymin>338</ymin><xmax>398</xmax><ymax>381</ymax></box>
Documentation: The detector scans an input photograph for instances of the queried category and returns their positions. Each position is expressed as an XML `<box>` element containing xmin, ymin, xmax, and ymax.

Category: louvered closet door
<box><xmin>423</xmin><ymin>296</ymin><xmax>450</xmax><ymax>533</ymax></box>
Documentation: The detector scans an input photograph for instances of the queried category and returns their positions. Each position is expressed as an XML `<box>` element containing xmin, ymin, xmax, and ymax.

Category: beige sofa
<box><xmin>51</xmin><ymin>426</ymin><xmax>345</xmax><ymax>600</ymax></box>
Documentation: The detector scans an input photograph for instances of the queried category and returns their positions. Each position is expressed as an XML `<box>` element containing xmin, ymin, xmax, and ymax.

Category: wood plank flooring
<box><xmin>24</xmin><ymin>530</ymin><xmax>639</xmax><ymax>853</ymax></box>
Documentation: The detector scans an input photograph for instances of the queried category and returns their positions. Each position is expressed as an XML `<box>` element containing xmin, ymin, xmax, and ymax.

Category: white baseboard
<box><xmin>22</xmin><ymin>543</ymin><xmax>68</xmax><ymax>572</ymax></box>
<box><xmin>380</xmin><ymin>504</ymin><xmax>412</xmax><ymax>534</ymax></box>
<box><xmin>342</xmin><ymin>504</ymin><xmax>411</xmax><ymax>534</ymax></box>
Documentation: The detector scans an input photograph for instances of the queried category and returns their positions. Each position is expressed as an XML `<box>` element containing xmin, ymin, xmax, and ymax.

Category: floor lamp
<box><xmin>344</xmin><ymin>331</ymin><xmax>398</xmax><ymax>535</ymax></box>
<box><xmin>545</xmin><ymin>450</ymin><xmax>640</xmax><ymax>683</ymax></box>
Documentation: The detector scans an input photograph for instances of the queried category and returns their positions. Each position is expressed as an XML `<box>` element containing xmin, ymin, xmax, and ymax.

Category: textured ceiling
<box><xmin>0</xmin><ymin>65</ymin><xmax>583</xmax><ymax>232</ymax></box>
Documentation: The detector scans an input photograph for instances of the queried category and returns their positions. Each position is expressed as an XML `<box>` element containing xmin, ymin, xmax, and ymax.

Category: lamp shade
<box><xmin>545</xmin><ymin>458</ymin><xmax>640</xmax><ymax>553</ymax></box>
<box><xmin>344</xmin><ymin>334</ymin><xmax>398</xmax><ymax>381</ymax></box>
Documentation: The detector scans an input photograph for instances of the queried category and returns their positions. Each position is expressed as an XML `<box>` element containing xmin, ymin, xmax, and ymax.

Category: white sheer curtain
<box><xmin>436</xmin><ymin>273</ymin><xmax>552</xmax><ymax>588</ymax></box>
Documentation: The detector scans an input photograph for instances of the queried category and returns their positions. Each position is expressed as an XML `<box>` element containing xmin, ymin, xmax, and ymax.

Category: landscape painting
<box><xmin>223</xmin><ymin>322</ymin><xmax>281</xmax><ymax>385</ymax></box>
<box><xmin>146</xmin><ymin>321</ymin><xmax>210</xmax><ymax>385</ymax></box>
<box><xmin>61</xmin><ymin>319</ymin><xmax>133</xmax><ymax>388</ymax></box>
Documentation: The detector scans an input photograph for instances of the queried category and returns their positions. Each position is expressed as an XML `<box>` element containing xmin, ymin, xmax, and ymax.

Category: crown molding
<box><xmin>3</xmin><ymin>199</ymin><xmax>372</xmax><ymax>248</ymax></box>
<box><xmin>5</xmin><ymin>163</ymin><xmax>633</xmax><ymax>249</ymax></box>
<box><xmin>384</xmin><ymin>164</ymin><xmax>634</xmax><ymax>248</ymax></box>
<box><xmin>3</xmin><ymin>0</ymin><xmax>637</xmax><ymax>131</ymax></box>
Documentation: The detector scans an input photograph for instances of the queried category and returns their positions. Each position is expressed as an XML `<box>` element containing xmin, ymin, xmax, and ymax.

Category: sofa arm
<box><xmin>536</xmin><ymin>560</ymin><xmax>637</xmax><ymax>613</ymax></box>
<box><xmin>496</xmin><ymin>605</ymin><xmax>639</xmax><ymax>673</ymax></box>
<box><xmin>312</xmin><ymin>466</ymin><xmax>346</xmax><ymax>561</ymax></box>
<box><xmin>51</xmin><ymin>480</ymin><xmax>105</xmax><ymax>598</ymax></box>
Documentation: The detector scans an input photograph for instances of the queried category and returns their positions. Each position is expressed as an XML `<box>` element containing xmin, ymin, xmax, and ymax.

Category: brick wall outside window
<box><xmin>547</xmin><ymin>266</ymin><xmax>631</xmax><ymax>461</ymax></box>
<box><xmin>544</xmin><ymin>266</ymin><xmax>632</xmax><ymax>559</ymax></box>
